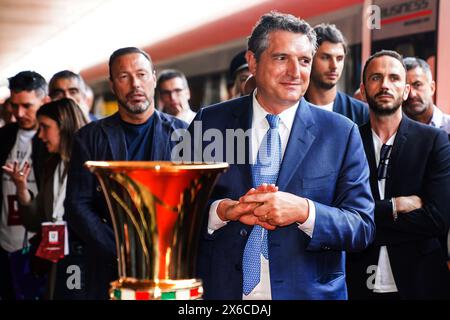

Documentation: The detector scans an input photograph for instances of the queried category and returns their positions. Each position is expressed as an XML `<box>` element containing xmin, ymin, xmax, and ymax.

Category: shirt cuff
<box><xmin>297</xmin><ymin>199</ymin><xmax>316</xmax><ymax>238</ymax></box>
<box><xmin>207</xmin><ymin>199</ymin><xmax>229</xmax><ymax>235</ymax></box>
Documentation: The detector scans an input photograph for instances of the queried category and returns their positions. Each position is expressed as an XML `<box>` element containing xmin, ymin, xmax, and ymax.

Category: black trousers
<box><xmin>0</xmin><ymin>246</ymin><xmax>15</xmax><ymax>300</ymax></box>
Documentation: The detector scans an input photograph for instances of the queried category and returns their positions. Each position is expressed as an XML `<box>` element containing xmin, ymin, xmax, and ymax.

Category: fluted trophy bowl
<box><xmin>84</xmin><ymin>161</ymin><xmax>228</xmax><ymax>300</ymax></box>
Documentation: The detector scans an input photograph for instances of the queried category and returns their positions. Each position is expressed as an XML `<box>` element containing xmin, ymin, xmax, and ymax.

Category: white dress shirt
<box><xmin>177</xmin><ymin>108</ymin><xmax>196</xmax><ymax>124</ymax></box>
<box><xmin>307</xmin><ymin>101</ymin><xmax>334</xmax><ymax>113</ymax></box>
<box><xmin>371</xmin><ymin>130</ymin><xmax>398</xmax><ymax>293</ymax></box>
<box><xmin>208</xmin><ymin>91</ymin><xmax>316</xmax><ymax>300</ymax></box>
<box><xmin>430</xmin><ymin>105</ymin><xmax>450</xmax><ymax>134</ymax></box>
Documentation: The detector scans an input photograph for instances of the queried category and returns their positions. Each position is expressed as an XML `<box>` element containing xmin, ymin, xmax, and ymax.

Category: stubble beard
<box><xmin>366</xmin><ymin>94</ymin><xmax>403</xmax><ymax>116</ymax></box>
<box><xmin>403</xmin><ymin>98</ymin><xmax>429</xmax><ymax>117</ymax></box>
<box><xmin>311</xmin><ymin>72</ymin><xmax>336</xmax><ymax>91</ymax></box>
<box><xmin>119</xmin><ymin>98</ymin><xmax>151</xmax><ymax>115</ymax></box>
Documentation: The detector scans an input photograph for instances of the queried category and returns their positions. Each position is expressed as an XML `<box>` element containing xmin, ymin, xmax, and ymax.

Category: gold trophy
<box><xmin>84</xmin><ymin>161</ymin><xmax>228</xmax><ymax>300</ymax></box>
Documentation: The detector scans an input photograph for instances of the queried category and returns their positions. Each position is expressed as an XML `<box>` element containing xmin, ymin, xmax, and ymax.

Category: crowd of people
<box><xmin>0</xmin><ymin>10</ymin><xmax>449</xmax><ymax>300</ymax></box>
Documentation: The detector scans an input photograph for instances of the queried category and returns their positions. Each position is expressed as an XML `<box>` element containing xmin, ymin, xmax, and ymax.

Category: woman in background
<box><xmin>2</xmin><ymin>98</ymin><xmax>88</xmax><ymax>299</ymax></box>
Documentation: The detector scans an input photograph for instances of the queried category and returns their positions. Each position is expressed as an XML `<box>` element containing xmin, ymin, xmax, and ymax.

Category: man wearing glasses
<box><xmin>156</xmin><ymin>69</ymin><xmax>196</xmax><ymax>124</ymax></box>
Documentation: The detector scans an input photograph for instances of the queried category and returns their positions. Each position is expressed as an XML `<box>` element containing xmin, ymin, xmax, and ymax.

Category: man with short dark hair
<box><xmin>65</xmin><ymin>47</ymin><xmax>188</xmax><ymax>299</ymax></box>
<box><xmin>156</xmin><ymin>69</ymin><xmax>196</xmax><ymax>123</ymax></box>
<box><xmin>305</xmin><ymin>23</ymin><xmax>368</xmax><ymax>125</ymax></box>
<box><xmin>346</xmin><ymin>50</ymin><xmax>450</xmax><ymax>299</ymax></box>
<box><xmin>0</xmin><ymin>71</ymin><xmax>50</xmax><ymax>299</ymax></box>
<box><xmin>192</xmin><ymin>11</ymin><xmax>374</xmax><ymax>300</ymax></box>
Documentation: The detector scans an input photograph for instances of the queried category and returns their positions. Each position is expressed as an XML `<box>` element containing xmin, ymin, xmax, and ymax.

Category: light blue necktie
<box><xmin>242</xmin><ymin>114</ymin><xmax>281</xmax><ymax>295</ymax></box>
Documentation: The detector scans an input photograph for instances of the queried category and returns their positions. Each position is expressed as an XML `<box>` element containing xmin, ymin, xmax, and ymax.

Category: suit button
<box><xmin>96</xmin><ymin>185</ymin><xmax>102</xmax><ymax>192</ymax></box>
<box><xmin>239</xmin><ymin>229</ymin><xmax>248</xmax><ymax>237</ymax></box>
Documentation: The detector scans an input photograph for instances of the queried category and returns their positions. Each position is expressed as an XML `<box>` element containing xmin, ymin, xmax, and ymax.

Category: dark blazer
<box><xmin>346</xmin><ymin>116</ymin><xmax>450</xmax><ymax>299</ymax></box>
<box><xmin>0</xmin><ymin>123</ymin><xmax>48</xmax><ymax>220</ymax></box>
<box><xmin>191</xmin><ymin>95</ymin><xmax>375</xmax><ymax>300</ymax></box>
<box><xmin>64</xmin><ymin>111</ymin><xmax>188</xmax><ymax>299</ymax></box>
<box><xmin>333</xmin><ymin>91</ymin><xmax>369</xmax><ymax>126</ymax></box>
<box><xmin>444</xmin><ymin>135</ymin><xmax>450</xmax><ymax>262</ymax></box>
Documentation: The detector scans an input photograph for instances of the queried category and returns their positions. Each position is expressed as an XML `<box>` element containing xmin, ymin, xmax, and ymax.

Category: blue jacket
<box><xmin>64</xmin><ymin>111</ymin><xmax>187</xmax><ymax>299</ymax></box>
<box><xmin>333</xmin><ymin>91</ymin><xmax>369</xmax><ymax>126</ymax></box>
<box><xmin>191</xmin><ymin>95</ymin><xmax>375</xmax><ymax>300</ymax></box>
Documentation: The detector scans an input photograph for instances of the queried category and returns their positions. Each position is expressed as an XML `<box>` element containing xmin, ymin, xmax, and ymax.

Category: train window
<box><xmin>371</xmin><ymin>31</ymin><xmax>437</xmax><ymax>77</ymax></box>
<box><xmin>371</xmin><ymin>0</ymin><xmax>438</xmax><ymax>76</ymax></box>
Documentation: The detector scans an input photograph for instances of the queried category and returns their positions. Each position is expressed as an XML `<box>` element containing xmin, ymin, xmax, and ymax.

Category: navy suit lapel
<box><xmin>385</xmin><ymin>116</ymin><xmax>409</xmax><ymax>198</ymax></box>
<box><xmin>360</xmin><ymin>122</ymin><xmax>381</xmax><ymax>200</ymax></box>
<box><xmin>277</xmin><ymin>98</ymin><xmax>316</xmax><ymax>191</ymax></box>
<box><xmin>102</xmin><ymin>113</ymin><xmax>127</xmax><ymax>160</ymax></box>
<box><xmin>332</xmin><ymin>91</ymin><xmax>344</xmax><ymax>114</ymax></box>
<box><xmin>233</xmin><ymin>96</ymin><xmax>253</xmax><ymax>191</ymax></box>
<box><xmin>150</xmin><ymin>111</ymin><xmax>170</xmax><ymax>161</ymax></box>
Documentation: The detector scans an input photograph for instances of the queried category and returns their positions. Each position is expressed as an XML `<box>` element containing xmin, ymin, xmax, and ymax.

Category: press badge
<box><xmin>35</xmin><ymin>221</ymin><xmax>69</xmax><ymax>262</ymax></box>
<box><xmin>7</xmin><ymin>194</ymin><xmax>22</xmax><ymax>226</ymax></box>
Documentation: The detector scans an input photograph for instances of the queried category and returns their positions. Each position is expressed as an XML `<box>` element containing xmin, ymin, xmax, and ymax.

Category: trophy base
<box><xmin>110</xmin><ymin>277</ymin><xmax>203</xmax><ymax>300</ymax></box>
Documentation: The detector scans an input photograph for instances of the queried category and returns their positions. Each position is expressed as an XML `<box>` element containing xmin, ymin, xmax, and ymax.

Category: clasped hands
<box><xmin>217</xmin><ymin>183</ymin><xmax>309</xmax><ymax>230</ymax></box>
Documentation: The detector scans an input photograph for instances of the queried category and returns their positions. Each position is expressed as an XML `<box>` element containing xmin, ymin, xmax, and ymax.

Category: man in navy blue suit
<box><xmin>305</xmin><ymin>23</ymin><xmax>368</xmax><ymax>126</ymax></box>
<box><xmin>65</xmin><ymin>47</ymin><xmax>188</xmax><ymax>299</ymax></box>
<box><xmin>346</xmin><ymin>50</ymin><xmax>450</xmax><ymax>300</ymax></box>
<box><xmin>190</xmin><ymin>12</ymin><xmax>375</xmax><ymax>300</ymax></box>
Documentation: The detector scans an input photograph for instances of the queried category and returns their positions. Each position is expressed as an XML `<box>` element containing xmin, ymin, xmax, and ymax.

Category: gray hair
<box><xmin>247</xmin><ymin>11</ymin><xmax>317</xmax><ymax>60</ymax></box>
<box><xmin>49</xmin><ymin>70</ymin><xmax>87</xmax><ymax>95</ymax></box>
<box><xmin>403</xmin><ymin>57</ymin><xmax>433</xmax><ymax>82</ymax></box>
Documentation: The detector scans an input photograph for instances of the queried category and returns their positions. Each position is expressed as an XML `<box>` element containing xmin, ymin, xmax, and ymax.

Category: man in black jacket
<box><xmin>65</xmin><ymin>47</ymin><xmax>188</xmax><ymax>299</ymax></box>
<box><xmin>0</xmin><ymin>71</ymin><xmax>49</xmax><ymax>299</ymax></box>
<box><xmin>403</xmin><ymin>57</ymin><xmax>450</xmax><ymax>263</ymax></box>
<box><xmin>346</xmin><ymin>50</ymin><xmax>450</xmax><ymax>299</ymax></box>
